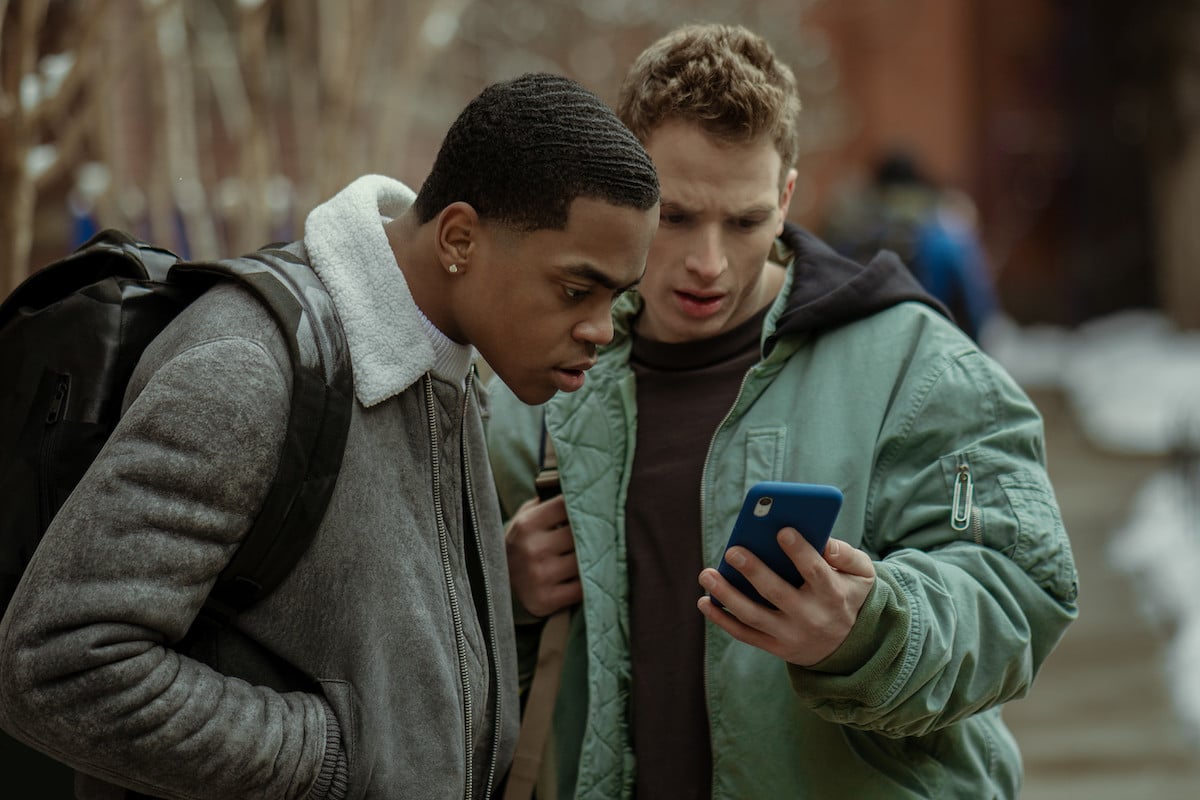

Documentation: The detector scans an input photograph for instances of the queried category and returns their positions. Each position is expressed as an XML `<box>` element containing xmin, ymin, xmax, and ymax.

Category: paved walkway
<box><xmin>1005</xmin><ymin>389</ymin><xmax>1200</xmax><ymax>798</ymax></box>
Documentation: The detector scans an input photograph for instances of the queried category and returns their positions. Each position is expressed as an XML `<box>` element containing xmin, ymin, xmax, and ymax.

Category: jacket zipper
<box><xmin>697</xmin><ymin>364</ymin><xmax>757</xmax><ymax>791</ymax></box>
<box><xmin>424</xmin><ymin>374</ymin><xmax>475</xmax><ymax>800</ymax></box>
<box><xmin>459</xmin><ymin>369</ymin><xmax>502</xmax><ymax>798</ymax></box>
<box><xmin>951</xmin><ymin>462</ymin><xmax>983</xmax><ymax>544</ymax></box>
<box><xmin>698</xmin><ymin>366</ymin><xmax>758</xmax><ymax>543</ymax></box>
<box><xmin>39</xmin><ymin>375</ymin><xmax>71</xmax><ymax>530</ymax></box>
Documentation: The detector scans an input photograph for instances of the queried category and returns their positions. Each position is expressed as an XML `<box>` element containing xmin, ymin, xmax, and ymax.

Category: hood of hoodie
<box><xmin>764</xmin><ymin>222</ymin><xmax>950</xmax><ymax>354</ymax></box>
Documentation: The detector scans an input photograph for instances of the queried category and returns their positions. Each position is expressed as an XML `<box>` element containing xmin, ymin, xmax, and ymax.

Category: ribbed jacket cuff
<box><xmin>312</xmin><ymin>698</ymin><xmax>351</xmax><ymax>800</ymax></box>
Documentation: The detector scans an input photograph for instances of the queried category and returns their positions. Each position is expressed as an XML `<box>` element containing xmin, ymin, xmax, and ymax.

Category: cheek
<box><xmin>644</xmin><ymin>241</ymin><xmax>680</xmax><ymax>285</ymax></box>
<box><xmin>729</xmin><ymin>236</ymin><xmax>774</xmax><ymax>282</ymax></box>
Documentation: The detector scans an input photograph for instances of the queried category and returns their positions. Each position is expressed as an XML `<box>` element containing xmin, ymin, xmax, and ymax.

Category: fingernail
<box><xmin>829</xmin><ymin>538</ymin><xmax>841</xmax><ymax>556</ymax></box>
<box><xmin>699</xmin><ymin>572</ymin><xmax>715</xmax><ymax>590</ymax></box>
<box><xmin>780</xmin><ymin>528</ymin><xmax>797</xmax><ymax>545</ymax></box>
<box><xmin>727</xmin><ymin>549</ymin><xmax>745</xmax><ymax>567</ymax></box>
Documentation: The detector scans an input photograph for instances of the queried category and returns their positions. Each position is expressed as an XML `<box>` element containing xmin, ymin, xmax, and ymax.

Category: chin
<box><xmin>499</xmin><ymin>376</ymin><xmax>555</xmax><ymax>406</ymax></box>
<box><xmin>516</xmin><ymin>386</ymin><xmax>556</xmax><ymax>405</ymax></box>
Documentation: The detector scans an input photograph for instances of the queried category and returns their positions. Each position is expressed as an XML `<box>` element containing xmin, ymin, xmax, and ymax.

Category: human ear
<box><xmin>777</xmin><ymin>168</ymin><xmax>799</xmax><ymax>235</ymax></box>
<box><xmin>435</xmin><ymin>202</ymin><xmax>478</xmax><ymax>273</ymax></box>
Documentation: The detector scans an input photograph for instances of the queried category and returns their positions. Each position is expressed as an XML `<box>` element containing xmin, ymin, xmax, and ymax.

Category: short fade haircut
<box><xmin>617</xmin><ymin>24</ymin><xmax>802</xmax><ymax>185</ymax></box>
<box><xmin>414</xmin><ymin>72</ymin><xmax>660</xmax><ymax>231</ymax></box>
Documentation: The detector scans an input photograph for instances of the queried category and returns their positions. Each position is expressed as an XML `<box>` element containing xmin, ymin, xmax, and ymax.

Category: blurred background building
<box><xmin>5</xmin><ymin>0</ymin><xmax>1200</xmax><ymax>329</ymax></box>
<box><xmin>4</xmin><ymin>1</ymin><xmax>1200</xmax><ymax>797</ymax></box>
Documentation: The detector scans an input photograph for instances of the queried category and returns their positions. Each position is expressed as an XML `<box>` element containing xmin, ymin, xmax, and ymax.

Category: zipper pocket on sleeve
<box><xmin>950</xmin><ymin>462</ymin><xmax>983</xmax><ymax>544</ymax></box>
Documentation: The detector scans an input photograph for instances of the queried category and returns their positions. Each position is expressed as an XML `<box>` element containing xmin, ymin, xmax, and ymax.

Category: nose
<box><xmin>574</xmin><ymin>304</ymin><xmax>615</xmax><ymax>348</ymax></box>
<box><xmin>685</xmin><ymin>225</ymin><xmax>726</xmax><ymax>281</ymax></box>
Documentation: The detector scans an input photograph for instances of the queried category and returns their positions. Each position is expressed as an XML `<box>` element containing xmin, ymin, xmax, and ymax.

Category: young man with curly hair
<box><xmin>488</xmin><ymin>26</ymin><xmax>1077</xmax><ymax>799</ymax></box>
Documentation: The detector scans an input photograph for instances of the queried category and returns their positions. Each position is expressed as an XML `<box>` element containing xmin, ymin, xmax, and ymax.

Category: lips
<box><xmin>553</xmin><ymin>367</ymin><xmax>587</xmax><ymax>392</ymax></box>
<box><xmin>675</xmin><ymin>289</ymin><xmax>725</xmax><ymax>319</ymax></box>
<box><xmin>552</xmin><ymin>359</ymin><xmax>595</xmax><ymax>393</ymax></box>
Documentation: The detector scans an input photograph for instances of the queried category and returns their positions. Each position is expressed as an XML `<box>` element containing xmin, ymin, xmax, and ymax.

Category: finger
<box><xmin>508</xmin><ymin>494</ymin><xmax>569</xmax><ymax>531</ymax></box>
<box><xmin>525</xmin><ymin>577</ymin><xmax>582</xmax><ymax>619</ymax></box>
<box><xmin>549</xmin><ymin>578</ymin><xmax>583</xmax><ymax>610</ymax></box>
<box><xmin>514</xmin><ymin>520</ymin><xmax>575</xmax><ymax>557</ymax></box>
<box><xmin>505</xmin><ymin>498</ymin><xmax>537</xmax><ymax>537</ymax></box>
<box><xmin>507</xmin><ymin>505</ymin><xmax>574</xmax><ymax>558</ymax></box>
<box><xmin>533</xmin><ymin>551</ymin><xmax>581</xmax><ymax>586</ymax></box>
<box><xmin>696</xmin><ymin>594</ymin><xmax>779</xmax><ymax>655</ymax></box>
<box><xmin>776</xmin><ymin>527</ymin><xmax>835</xmax><ymax>592</ymax></box>
<box><xmin>544</xmin><ymin>521</ymin><xmax>577</xmax><ymax>556</ymax></box>
<box><xmin>529</xmin><ymin>493</ymin><xmax>570</xmax><ymax>528</ymax></box>
<box><xmin>698</xmin><ymin>564</ymin><xmax>777</xmax><ymax>629</ymax></box>
<box><xmin>823</xmin><ymin>538</ymin><xmax>876</xmax><ymax>578</ymax></box>
<box><xmin>724</xmin><ymin>545</ymin><xmax>810</xmax><ymax>613</ymax></box>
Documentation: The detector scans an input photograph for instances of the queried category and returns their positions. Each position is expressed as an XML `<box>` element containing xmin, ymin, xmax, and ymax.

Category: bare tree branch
<box><xmin>29</xmin><ymin>0</ymin><xmax>115</xmax><ymax>129</ymax></box>
<box><xmin>0</xmin><ymin>0</ymin><xmax>13</xmax><ymax>100</ymax></box>
<box><xmin>33</xmin><ymin>1</ymin><xmax>177</xmax><ymax>192</ymax></box>
<box><xmin>0</xmin><ymin>0</ymin><xmax>50</xmax><ymax>296</ymax></box>
<box><xmin>281</xmin><ymin>1</ymin><xmax>315</xmax><ymax>231</ymax></box>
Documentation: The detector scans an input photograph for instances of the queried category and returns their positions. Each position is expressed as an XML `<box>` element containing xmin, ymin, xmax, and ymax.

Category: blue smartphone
<box><xmin>715</xmin><ymin>481</ymin><xmax>844</xmax><ymax>609</ymax></box>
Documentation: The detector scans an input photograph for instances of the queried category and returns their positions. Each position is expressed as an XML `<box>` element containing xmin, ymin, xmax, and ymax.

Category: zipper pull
<box><xmin>45</xmin><ymin>375</ymin><xmax>70</xmax><ymax>425</ymax></box>
<box><xmin>951</xmin><ymin>463</ymin><xmax>973</xmax><ymax>531</ymax></box>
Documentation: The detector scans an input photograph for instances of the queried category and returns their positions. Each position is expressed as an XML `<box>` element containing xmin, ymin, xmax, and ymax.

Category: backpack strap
<box><xmin>169</xmin><ymin>246</ymin><xmax>353</xmax><ymax>618</ymax></box>
<box><xmin>507</xmin><ymin>609</ymin><xmax>569</xmax><ymax>800</ymax></box>
<box><xmin>506</xmin><ymin>418</ymin><xmax>571</xmax><ymax>800</ymax></box>
<box><xmin>534</xmin><ymin>422</ymin><xmax>561</xmax><ymax>501</ymax></box>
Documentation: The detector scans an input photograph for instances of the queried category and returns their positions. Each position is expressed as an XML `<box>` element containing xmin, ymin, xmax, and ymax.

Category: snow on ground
<box><xmin>1109</xmin><ymin>470</ymin><xmax>1200</xmax><ymax>744</ymax></box>
<box><xmin>986</xmin><ymin>310</ymin><xmax>1200</xmax><ymax>740</ymax></box>
<box><xmin>986</xmin><ymin>310</ymin><xmax>1200</xmax><ymax>456</ymax></box>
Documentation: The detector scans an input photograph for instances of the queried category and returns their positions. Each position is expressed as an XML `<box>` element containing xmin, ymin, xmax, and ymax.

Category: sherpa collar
<box><xmin>303</xmin><ymin>175</ymin><xmax>434</xmax><ymax>408</ymax></box>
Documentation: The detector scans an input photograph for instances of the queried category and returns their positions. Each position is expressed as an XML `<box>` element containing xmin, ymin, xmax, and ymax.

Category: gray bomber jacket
<box><xmin>0</xmin><ymin>176</ymin><xmax>519</xmax><ymax>799</ymax></box>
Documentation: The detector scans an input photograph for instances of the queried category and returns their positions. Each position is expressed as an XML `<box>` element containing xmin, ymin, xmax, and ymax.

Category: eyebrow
<box><xmin>561</xmin><ymin>263</ymin><xmax>641</xmax><ymax>293</ymax></box>
<box><xmin>661</xmin><ymin>199</ymin><xmax>775</xmax><ymax>217</ymax></box>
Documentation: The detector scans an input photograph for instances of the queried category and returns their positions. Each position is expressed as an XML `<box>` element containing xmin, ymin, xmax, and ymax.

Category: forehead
<box><xmin>490</xmin><ymin>196</ymin><xmax>657</xmax><ymax>284</ymax></box>
<box><xmin>643</xmin><ymin>120</ymin><xmax>783</xmax><ymax>208</ymax></box>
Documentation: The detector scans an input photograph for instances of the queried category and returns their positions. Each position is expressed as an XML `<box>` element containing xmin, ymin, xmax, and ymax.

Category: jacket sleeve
<box><xmin>788</xmin><ymin>345</ymin><xmax>1079</xmax><ymax>738</ymax></box>
<box><xmin>0</xmin><ymin>332</ymin><xmax>346</xmax><ymax>799</ymax></box>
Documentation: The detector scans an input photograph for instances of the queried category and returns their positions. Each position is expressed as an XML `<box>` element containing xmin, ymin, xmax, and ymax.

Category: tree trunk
<box><xmin>0</xmin><ymin>150</ymin><xmax>35</xmax><ymax>297</ymax></box>
<box><xmin>1156</xmin><ymin>136</ymin><xmax>1200</xmax><ymax>330</ymax></box>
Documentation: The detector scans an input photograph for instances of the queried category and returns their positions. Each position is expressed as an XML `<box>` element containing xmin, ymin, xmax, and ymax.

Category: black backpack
<box><xmin>0</xmin><ymin>227</ymin><xmax>354</xmax><ymax>620</ymax></box>
<box><xmin>0</xmin><ymin>229</ymin><xmax>354</xmax><ymax>794</ymax></box>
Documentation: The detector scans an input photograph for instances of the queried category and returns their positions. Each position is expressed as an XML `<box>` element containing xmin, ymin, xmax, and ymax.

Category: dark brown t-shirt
<box><xmin>626</xmin><ymin>307</ymin><xmax>768</xmax><ymax>799</ymax></box>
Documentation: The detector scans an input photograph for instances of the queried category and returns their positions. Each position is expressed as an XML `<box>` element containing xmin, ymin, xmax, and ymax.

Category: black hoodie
<box><xmin>766</xmin><ymin>222</ymin><xmax>951</xmax><ymax>355</ymax></box>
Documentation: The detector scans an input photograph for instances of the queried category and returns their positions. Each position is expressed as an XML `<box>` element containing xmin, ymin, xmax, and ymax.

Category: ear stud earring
<box><xmin>448</xmin><ymin>264</ymin><xmax>459</xmax><ymax>274</ymax></box>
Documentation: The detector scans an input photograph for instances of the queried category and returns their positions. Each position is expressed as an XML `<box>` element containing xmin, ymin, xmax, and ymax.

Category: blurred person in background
<box><xmin>824</xmin><ymin>149</ymin><xmax>1000</xmax><ymax>344</ymax></box>
<box><xmin>487</xmin><ymin>24</ymin><xmax>1077</xmax><ymax>800</ymax></box>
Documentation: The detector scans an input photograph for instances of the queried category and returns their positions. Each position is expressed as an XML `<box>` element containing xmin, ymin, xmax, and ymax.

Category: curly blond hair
<box><xmin>617</xmin><ymin>24</ymin><xmax>802</xmax><ymax>184</ymax></box>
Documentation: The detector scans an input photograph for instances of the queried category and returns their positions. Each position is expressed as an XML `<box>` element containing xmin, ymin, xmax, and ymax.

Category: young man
<box><xmin>0</xmin><ymin>73</ymin><xmax>659</xmax><ymax>799</ymax></box>
<box><xmin>487</xmin><ymin>26</ymin><xmax>1078</xmax><ymax>799</ymax></box>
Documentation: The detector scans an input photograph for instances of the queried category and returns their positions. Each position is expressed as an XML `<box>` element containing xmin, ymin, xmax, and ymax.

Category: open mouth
<box><xmin>675</xmin><ymin>290</ymin><xmax>724</xmax><ymax>318</ymax></box>
<box><xmin>553</xmin><ymin>367</ymin><xmax>587</xmax><ymax>392</ymax></box>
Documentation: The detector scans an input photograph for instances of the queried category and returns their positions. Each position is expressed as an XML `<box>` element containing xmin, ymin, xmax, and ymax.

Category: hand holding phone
<box><xmin>715</xmin><ymin>481</ymin><xmax>843</xmax><ymax>609</ymax></box>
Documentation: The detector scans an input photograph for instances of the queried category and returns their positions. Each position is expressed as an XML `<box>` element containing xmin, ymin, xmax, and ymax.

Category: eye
<box><xmin>660</xmin><ymin>211</ymin><xmax>690</xmax><ymax>226</ymax></box>
<box><xmin>564</xmin><ymin>285</ymin><xmax>591</xmax><ymax>302</ymax></box>
<box><xmin>734</xmin><ymin>216</ymin><xmax>767</xmax><ymax>230</ymax></box>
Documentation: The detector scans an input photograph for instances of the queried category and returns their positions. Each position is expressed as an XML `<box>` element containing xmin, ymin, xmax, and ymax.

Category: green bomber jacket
<box><xmin>486</xmin><ymin>224</ymin><xmax>1078</xmax><ymax>800</ymax></box>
